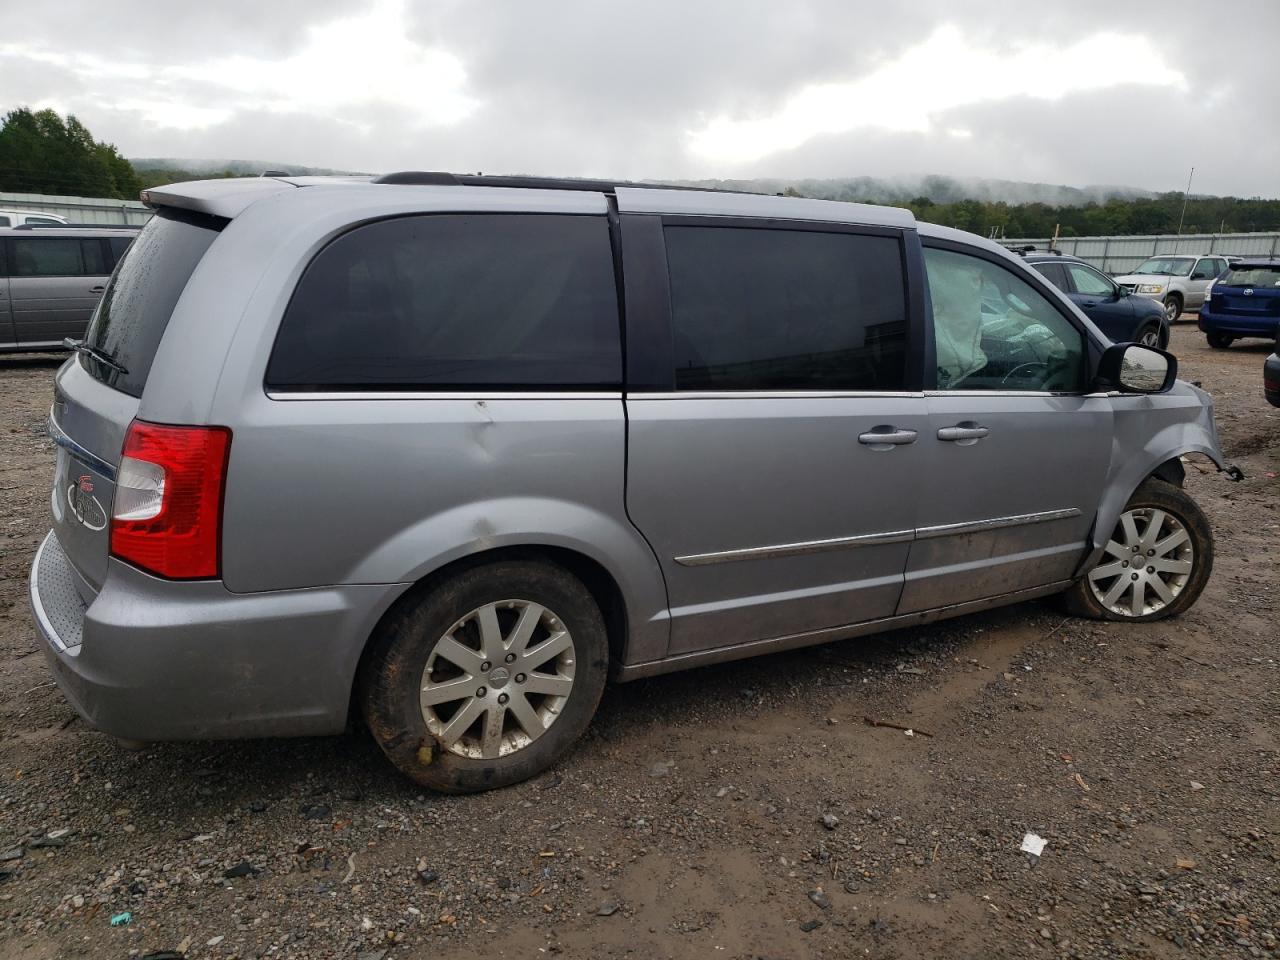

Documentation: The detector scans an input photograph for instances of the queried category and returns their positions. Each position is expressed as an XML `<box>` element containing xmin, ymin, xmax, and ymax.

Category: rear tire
<box><xmin>1206</xmin><ymin>332</ymin><xmax>1234</xmax><ymax>349</ymax></box>
<box><xmin>1061</xmin><ymin>478</ymin><xmax>1212</xmax><ymax>622</ymax></box>
<box><xmin>359</xmin><ymin>560</ymin><xmax>609</xmax><ymax>793</ymax></box>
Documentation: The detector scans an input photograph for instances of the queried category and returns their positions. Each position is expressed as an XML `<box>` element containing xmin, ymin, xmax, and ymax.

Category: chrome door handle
<box><xmin>937</xmin><ymin>423</ymin><xmax>990</xmax><ymax>444</ymax></box>
<box><xmin>858</xmin><ymin>426</ymin><xmax>918</xmax><ymax>449</ymax></box>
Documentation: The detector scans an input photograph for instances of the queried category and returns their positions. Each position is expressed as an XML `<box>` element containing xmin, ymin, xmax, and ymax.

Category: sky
<box><xmin>1</xmin><ymin>0</ymin><xmax>1277</xmax><ymax>196</ymax></box>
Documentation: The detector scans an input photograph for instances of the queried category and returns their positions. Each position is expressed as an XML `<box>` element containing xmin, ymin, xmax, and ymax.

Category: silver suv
<box><xmin>30</xmin><ymin>174</ymin><xmax>1226</xmax><ymax>793</ymax></box>
<box><xmin>1114</xmin><ymin>254</ymin><xmax>1229</xmax><ymax>323</ymax></box>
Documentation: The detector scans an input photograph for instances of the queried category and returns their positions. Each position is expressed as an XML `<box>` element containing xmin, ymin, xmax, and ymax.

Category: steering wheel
<box><xmin>1000</xmin><ymin>361</ymin><xmax>1048</xmax><ymax>388</ymax></box>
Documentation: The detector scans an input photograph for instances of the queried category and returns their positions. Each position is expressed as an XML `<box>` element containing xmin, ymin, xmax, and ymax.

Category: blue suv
<box><xmin>1198</xmin><ymin>258</ymin><xmax>1280</xmax><ymax>349</ymax></box>
<box><xmin>1023</xmin><ymin>251</ymin><xmax>1168</xmax><ymax>348</ymax></box>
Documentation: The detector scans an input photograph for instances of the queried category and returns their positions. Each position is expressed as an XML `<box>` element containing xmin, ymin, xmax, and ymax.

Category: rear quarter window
<box><xmin>82</xmin><ymin>209</ymin><xmax>224</xmax><ymax>398</ymax></box>
<box><xmin>266</xmin><ymin>214</ymin><xmax>622</xmax><ymax>391</ymax></box>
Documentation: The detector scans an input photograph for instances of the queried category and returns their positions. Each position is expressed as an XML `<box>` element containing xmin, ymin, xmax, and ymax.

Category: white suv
<box><xmin>0</xmin><ymin>208</ymin><xmax>69</xmax><ymax>227</ymax></box>
<box><xmin>1113</xmin><ymin>255</ymin><xmax>1229</xmax><ymax>323</ymax></box>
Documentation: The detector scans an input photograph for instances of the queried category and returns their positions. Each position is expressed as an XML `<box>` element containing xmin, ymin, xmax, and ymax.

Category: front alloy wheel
<box><xmin>1087</xmin><ymin>508</ymin><xmax>1193</xmax><ymax>617</ymax></box>
<box><xmin>1062</xmin><ymin>478</ymin><xmax>1212</xmax><ymax>622</ymax></box>
<box><xmin>1163</xmin><ymin>296</ymin><xmax>1182</xmax><ymax>323</ymax></box>
<box><xmin>1138</xmin><ymin>324</ymin><xmax>1162</xmax><ymax>348</ymax></box>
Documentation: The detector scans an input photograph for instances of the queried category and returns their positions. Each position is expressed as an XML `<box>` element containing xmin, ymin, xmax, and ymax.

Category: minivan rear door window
<box><xmin>663</xmin><ymin>225</ymin><xmax>908</xmax><ymax>391</ymax></box>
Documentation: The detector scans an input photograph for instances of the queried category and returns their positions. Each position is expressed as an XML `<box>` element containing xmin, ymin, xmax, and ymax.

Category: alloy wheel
<box><xmin>1163</xmin><ymin>298</ymin><xmax>1181</xmax><ymax>322</ymax></box>
<box><xmin>420</xmin><ymin>600</ymin><xmax>576</xmax><ymax>759</ymax></box>
<box><xmin>1139</xmin><ymin>326</ymin><xmax>1161</xmax><ymax>347</ymax></box>
<box><xmin>1087</xmin><ymin>508</ymin><xmax>1194</xmax><ymax>617</ymax></box>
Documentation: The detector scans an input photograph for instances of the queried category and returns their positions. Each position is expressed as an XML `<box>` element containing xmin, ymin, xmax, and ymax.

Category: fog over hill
<box><xmin>130</xmin><ymin>160</ymin><xmax>1187</xmax><ymax>206</ymax></box>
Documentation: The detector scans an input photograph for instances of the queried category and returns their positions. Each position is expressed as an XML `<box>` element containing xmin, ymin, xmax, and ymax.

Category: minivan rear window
<box><xmin>82</xmin><ymin>209</ymin><xmax>223</xmax><ymax>398</ymax></box>
<box><xmin>266</xmin><ymin>214</ymin><xmax>621</xmax><ymax>391</ymax></box>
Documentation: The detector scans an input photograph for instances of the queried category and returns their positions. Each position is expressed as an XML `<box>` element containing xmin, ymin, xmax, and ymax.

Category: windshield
<box><xmin>1218</xmin><ymin>266</ymin><xmax>1280</xmax><ymax>288</ymax></box>
<box><xmin>1132</xmin><ymin>258</ymin><xmax>1194</xmax><ymax>277</ymax></box>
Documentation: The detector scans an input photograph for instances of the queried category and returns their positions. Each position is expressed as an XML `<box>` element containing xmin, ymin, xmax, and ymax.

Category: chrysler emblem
<box><xmin>67</xmin><ymin>474</ymin><xmax>107</xmax><ymax>531</ymax></box>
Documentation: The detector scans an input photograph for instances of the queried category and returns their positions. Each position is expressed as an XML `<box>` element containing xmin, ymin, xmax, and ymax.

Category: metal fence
<box><xmin>1003</xmin><ymin>232</ymin><xmax>1280</xmax><ymax>276</ymax></box>
<box><xmin>0</xmin><ymin>191</ymin><xmax>152</xmax><ymax>225</ymax></box>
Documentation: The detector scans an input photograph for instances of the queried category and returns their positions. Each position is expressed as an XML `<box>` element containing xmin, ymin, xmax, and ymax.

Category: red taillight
<box><xmin>110</xmin><ymin>420</ymin><xmax>232</xmax><ymax>580</ymax></box>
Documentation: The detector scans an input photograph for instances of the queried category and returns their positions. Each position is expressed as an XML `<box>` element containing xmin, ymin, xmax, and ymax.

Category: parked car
<box><xmin>1197</xmin><ymin>258</ymin><xmax>1280</xmax><ymax>349</ymax></box>
<box><xmin>1113</xmin><ymin>254</ymin><xmax>1230</xmax><ymax>323</ymax></box>
<box><xmin>0</xmin><ymin>208</ymin><xmax>68</xmax><ymax>227</ymax></box>
<box><xmin>0</xmin><ymin>225</ymin><xmax>139</xmax><ymax>352</ymax></box>
<box><xmin>31</xmin><ymin>174</ymin><xmax>1227</xmax><ymax>793</ymax></box>
<box><xmin>1024</xmin><ymin>251</ymin><xmax>1169</xmax><ymax>348</ymax></box>
<box><xmin>1265</xmin><ymin>330</ymin><xmax>1280</xmax><ymax>407</ymax></box>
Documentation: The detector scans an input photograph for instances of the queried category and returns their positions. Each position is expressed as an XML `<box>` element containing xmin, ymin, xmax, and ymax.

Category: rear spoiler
<box><xmin>140</xmin><ymin>178</ymin><xmax>298</xmax><ymax>219</ymax></box>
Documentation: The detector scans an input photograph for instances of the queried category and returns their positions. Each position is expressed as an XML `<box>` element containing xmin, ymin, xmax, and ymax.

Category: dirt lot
<box><xmin>1</xmin><ymin>324</ymin><xmax>1276</xmax><ymax>960</ymax></box>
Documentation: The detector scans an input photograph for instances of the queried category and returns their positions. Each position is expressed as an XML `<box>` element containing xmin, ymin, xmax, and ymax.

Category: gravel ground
<box><xmin>1</xmin><ymin>323</ymin><xmax>1277</xmax><ymax>960</ymax></box>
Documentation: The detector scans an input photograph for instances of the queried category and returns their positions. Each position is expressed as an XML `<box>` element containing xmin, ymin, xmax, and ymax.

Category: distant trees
<box><xmin>0</xmin><ymin>107</ymin><xmax>142</xmax><ymax>200</ymax></box>
<box><xmin>896</xmin><ymin>192</ymin><xmax>1280</xmax><ymax>238</ymax></box>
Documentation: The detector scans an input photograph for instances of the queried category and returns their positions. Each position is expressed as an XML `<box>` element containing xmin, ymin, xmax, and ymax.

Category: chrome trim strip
<box><xmin>924</xmin><ymin>390</ymin><xmax>1108</xmax><ymax>399</ymax></box>
<box><xmin>613</xmin><ymin>580</ymin><xmax>1074</xmax><ymax>681</ymax></box>
<box><xmin>676</xmin><ymin>508</ymin><xmax>1081</xmax><ymax>566</ymax></box>
<box><xmin>266</xmin><ymin>391</ymin><xmax>624</xmax><ymax>401</ymax></box>
<box><xmin>29</xmin><ymin>532</ymin><xmax>75</xmax><ymax>654</ymax></box>
<box><xmin>628</xmin><ymin>391</ymin><xmax>926</xmax><ymax>400</ymax></box>
<box><xmin>47</xmin><ymin>407</ymin><xmax>117</xmax><ymax>481</ymax></box>
<box><xmin>675</xmin><ymin>529</ymin><xmax>914</xmax><ymax>566</ymax></box>
<box><xmin>914</xmin><ymin>508</ymin><xmax>1081</xmax><ymax>540</ymax></box>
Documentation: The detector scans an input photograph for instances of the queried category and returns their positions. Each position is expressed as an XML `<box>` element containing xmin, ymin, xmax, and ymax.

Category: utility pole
<box><xmin>1176</xmin><ymin>166</ymin><xmax>1194</xmax><ymax>235</ymax></box>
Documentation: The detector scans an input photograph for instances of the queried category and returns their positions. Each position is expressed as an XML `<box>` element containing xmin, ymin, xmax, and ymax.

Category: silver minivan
<box><xmin>30</xmin><ymin>174</ymin><xmax>1227</xmax><ymax>792</ymax></box>
<box><xmin>1</xmin><ymin>225</ymin><xmax>138</xmax><ymax>351</ymax></box>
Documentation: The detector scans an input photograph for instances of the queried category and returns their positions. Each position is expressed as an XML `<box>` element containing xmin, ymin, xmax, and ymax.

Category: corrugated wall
<box><xmin>1002</xmin><ymin>232</ymin><xmax>1280</xmax><ymax>275</ymax></box>
<box><xmin>0</xmin><ymin>192</ymin><xmax>152</xmax><ymax>225</ymax></box>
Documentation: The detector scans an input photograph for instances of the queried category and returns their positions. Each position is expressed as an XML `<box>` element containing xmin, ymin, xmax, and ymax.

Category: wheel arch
<box><xmin>1074</xmin><ymin>443</ymin><xmax>1220</xmax><ymax>580</ymax></box>
<box><xmin>349</xmin><ymin>542</ymin><xmax>641</xmax><ymax>725</ymax></box>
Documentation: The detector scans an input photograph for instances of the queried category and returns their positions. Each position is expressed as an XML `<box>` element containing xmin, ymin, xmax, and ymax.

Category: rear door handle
<box><xmin>938</xmin><ymin>423</ymin><xmax>990</xmax><ymax>444</ymax></box>
<box><xmin>858</xmin><ymin>426</ymin><xmax>918</xmax><ymax>449</ymax></box>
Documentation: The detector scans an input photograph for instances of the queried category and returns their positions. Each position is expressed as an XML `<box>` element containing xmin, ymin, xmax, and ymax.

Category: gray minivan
<box><xmin>30</xmin><ymin>174</ymin><xmax>1227</xmax><ymax>792</ymax></box>
<box><xmin>1</xmin><ymin>225</ymin><xmax>138</xmax><ymax>351</ymax></box>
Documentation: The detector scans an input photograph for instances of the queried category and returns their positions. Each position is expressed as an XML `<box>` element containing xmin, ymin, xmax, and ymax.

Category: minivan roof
<box><xmin>141</xmin><ymin>173</ymin><xmax>917</xmax><ymax>230</ymax></box>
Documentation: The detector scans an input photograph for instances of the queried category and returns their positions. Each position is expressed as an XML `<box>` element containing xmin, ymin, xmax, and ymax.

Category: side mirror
<box><xmin>1095</xmin><ymin>343</ymin><xmax>1177</xmax><ymax>393</ymax></box>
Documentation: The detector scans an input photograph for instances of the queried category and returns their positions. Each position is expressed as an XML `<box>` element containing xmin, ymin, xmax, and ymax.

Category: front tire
<box><xmin>1062</xmin><ymin>479</ymin><xmax>1212</xmax><ymax>622</ymax></box>
<box><xmin>1206</xmin><ymin>332</ymin><xmax>1234</xmax><ymax>349</ymax></box>
<box><xmin>359</xmin><ymin>560</ymin><xmax>609</xmax><ymax>793</ymax></box>
<box><xmin>1137</xmin><ymin>323</ymin><xmax>1163</xmax><ymax>348</ymax></box>
<box><xmin>1163</xmin><ymin>294</ymin><xmax>1183</xmax><ymax>323</ymax></box>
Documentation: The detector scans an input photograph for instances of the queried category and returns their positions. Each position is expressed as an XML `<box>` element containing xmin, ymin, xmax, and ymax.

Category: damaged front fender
<box><xmin>1074</xmin><ymin>380</ymin><xmax>1229</xmax><ymax>578</ymax></box>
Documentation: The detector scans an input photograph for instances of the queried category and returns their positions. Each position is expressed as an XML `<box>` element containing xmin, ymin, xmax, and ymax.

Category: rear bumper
<box><xmin>29</xmin><ymin>531</ymin><xmax>399</xmax><ymax>742</ymax></box>
<box><xmin>1197</xmin><ymin>307</ymin><xmax>1280</xmax><ymax>338</ymax></box>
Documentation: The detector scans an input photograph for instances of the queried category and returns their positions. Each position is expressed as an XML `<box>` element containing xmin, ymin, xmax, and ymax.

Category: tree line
<box><xmin>0</xmin><ymin>108</ymin><xmax>140</xmax><ymax>200</ymax></box>
<box><xmin>3</xmin><ymin>106</ymin><xmax>1279</xmax><ymax>236</ymax></box>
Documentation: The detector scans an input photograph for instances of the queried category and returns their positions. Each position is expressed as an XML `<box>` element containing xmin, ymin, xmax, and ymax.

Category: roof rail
<box><xmin>10</xmin><ymin>222</ymin><xmax>141</xmax><ymax>230</ymax></box>
<box><xmin>368</xmin><ymin>171</ymin><xmax>748</xmax><ymax>195</ymax></box>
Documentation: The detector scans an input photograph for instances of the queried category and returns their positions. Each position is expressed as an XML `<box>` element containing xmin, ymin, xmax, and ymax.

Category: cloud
<box><xmin>0</xmin><ymin>0</ymin><xmax>1276</xmax><ymax>195</ymax></box>
<box><xmin>686</xmin><ymin>26</ymin><xmax>1187</xmax><ymax>164</ymax></box>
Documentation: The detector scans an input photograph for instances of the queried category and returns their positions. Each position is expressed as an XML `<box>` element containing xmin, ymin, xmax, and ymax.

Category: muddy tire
<box><xmin>359</xmin><ymin>560</ymin><xmax>609</xmax><ymax>793</ymax></box>
<box><xmin>1061</xmin><ymin>478</ymin><xmax>1212</xmax><ymax>622</ymax></box>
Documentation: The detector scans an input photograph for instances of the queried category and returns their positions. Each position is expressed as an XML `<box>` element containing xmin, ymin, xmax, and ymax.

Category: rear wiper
<box><xmin>63</xmin><ymin>338</ymin><xmax>129</xmax><ymax>376</ymax></box>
